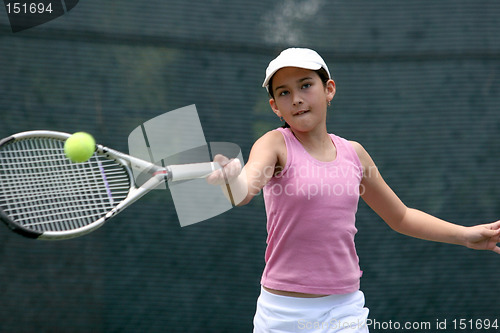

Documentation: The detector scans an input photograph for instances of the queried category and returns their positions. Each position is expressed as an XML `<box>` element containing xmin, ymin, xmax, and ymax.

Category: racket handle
<box><xmin>168</xmin><ymin>162</ymin><xmax>218</xmax><ymax>182</ymax></box>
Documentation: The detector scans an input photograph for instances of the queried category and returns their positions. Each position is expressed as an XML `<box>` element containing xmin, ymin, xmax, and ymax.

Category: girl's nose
<box><xmin>292</xmin><ymin>92</ymin><xmax>303</xmax><ymax>106</ymax></box>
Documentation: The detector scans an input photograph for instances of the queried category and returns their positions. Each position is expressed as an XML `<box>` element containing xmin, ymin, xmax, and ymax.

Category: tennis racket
<box><xmin>0</xmin><ymin>130</ymin><xmax>218</xmax><ymax>240</ymax></box>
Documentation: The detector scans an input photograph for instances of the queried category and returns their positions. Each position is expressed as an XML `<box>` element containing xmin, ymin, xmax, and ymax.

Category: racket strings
<box><xmin>0</xmin><ymin>138</ymin><xmax>131</xmax><ymax>233</ymax></box>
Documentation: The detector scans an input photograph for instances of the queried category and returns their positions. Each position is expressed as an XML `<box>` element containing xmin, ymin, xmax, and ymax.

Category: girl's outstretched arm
<box><xmin>207</xmin><ymin>130</ymin><xmax>285</xmax><ymax>206</ymax></box>
<box><xmin>352</xmin><ymin>141</ymin><xmax>500</xmax><ymax>254</ymax></box>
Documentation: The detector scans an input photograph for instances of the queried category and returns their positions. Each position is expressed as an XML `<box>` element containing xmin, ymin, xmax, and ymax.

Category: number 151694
<box><xmin>452</xmin><ymin>319</ymin><xmax>498</xmax><ymax>330</ymax></box>
<box><xmin>5</xmin><ymin>2</ymin><xmax>53</xmax><ymax>14</ymax></box>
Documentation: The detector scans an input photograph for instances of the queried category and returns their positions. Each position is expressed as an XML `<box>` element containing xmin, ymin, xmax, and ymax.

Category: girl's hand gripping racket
<box><xmin>0</xmin><ymin>130</ymin><xmax>218</xmax><ymax>240</ymax></box>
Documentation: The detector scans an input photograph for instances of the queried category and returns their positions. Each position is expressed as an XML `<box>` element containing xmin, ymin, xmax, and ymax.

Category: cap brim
<box><xmin>262</xmin><ymin>62</ymin><xmax>323</xmax><ymax>89</ymax></box>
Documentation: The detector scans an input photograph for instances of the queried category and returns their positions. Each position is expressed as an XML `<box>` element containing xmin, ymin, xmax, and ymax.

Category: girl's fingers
<box><xmin>213</xmin><ymin>154</ymin><xmax>230</xmax><ymax>167</ymax></box>
<box><xmin>206</xmin><ymin>155</ymin><xmax>242</xmax><ymax>185</ymax></box>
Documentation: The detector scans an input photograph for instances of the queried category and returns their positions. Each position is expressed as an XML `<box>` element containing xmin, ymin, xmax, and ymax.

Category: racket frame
<box><xmin>0</xmin><ymin>130</ymin><xmax>216</xmax><ymax>240</ymax></box>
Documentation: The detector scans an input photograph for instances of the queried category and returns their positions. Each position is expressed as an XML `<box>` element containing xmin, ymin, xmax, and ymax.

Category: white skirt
<box><xmin>253</xmin><ymin>287</ymin><xmax>369</xmax><ymax>333</ymax></box>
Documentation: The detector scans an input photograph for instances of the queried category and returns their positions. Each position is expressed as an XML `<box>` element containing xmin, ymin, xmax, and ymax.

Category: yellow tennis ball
<box><xmin>64</xmin><ymin>132</ymin><xmax>96</xmax><ymax>163</ymax></box>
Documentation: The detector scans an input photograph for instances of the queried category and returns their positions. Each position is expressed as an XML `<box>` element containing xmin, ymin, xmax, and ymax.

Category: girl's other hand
<box><xmin>463</xmin><ymin>221</ymin><xmax>500</xmax><ymax>254</ymax></box>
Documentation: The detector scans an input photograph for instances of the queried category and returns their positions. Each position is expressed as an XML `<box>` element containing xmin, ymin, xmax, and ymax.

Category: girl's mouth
<box><xmin>294</xmin><ymin>110</ymin><xmax>309</xmax><ymax>116</ymax></box>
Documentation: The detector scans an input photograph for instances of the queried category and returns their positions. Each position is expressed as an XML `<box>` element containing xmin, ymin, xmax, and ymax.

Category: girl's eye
<box><xmin>279</xmin><ymin>90</ymin><xmax>289</xmax><ymax>96</ymax></box>
<box><xmin>302</xmin><ymin>83</ymin><xmax>311</xmax><ymax>89</ymax></box>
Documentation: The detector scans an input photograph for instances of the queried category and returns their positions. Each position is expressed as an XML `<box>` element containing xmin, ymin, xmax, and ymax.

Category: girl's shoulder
<box><xmin>258</xmin><ymin>129</ymin><xmax>286</xmax><ymax>156</ymax></box>
<box><xmin>256</xmin><ymin>128</ymin><xmax>286</xmax><ymax>146</ymax></box>
<box><xmin>253</xmin><ymin>129</ymin><xmax>287</xmax><ymax>170</ymax></box>
<box><xmin>348</xmin><ymin>140</ymin><xmax>363</xmax><ymax>154</ymax></box>
<box><xmin>346</xmin><ymin>140</ymin><xmax>371</xmax><ymax>175</ymax></box>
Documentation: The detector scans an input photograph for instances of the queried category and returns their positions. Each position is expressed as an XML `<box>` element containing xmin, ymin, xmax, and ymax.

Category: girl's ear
<box><xmin>269</xmin><ymin>98</ymin><xmax>282</xmax><ymax>117</ymax></box>
<box><xmin>326</xmin><ymin>79</ymin><xmax>336</xmax><ymax>101</ymax></box>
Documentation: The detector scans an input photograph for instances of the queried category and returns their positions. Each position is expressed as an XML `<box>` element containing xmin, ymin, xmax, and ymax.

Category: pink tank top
<box><xmin>261</xmin><ymin>127</ymin><xmax>363</xmax><ymax>295</ymax></box>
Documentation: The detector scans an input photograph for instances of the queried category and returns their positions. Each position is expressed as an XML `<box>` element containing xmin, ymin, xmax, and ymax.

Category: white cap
<box><xmin>262</xmin><ymin>48</ymin><xmax>331</xmax><ymax>91</ymax></box>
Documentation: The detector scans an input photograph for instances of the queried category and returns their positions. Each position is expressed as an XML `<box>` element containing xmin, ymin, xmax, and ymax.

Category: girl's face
<box><xmin>269</xmin><ymin>67</ymin><xmax>335</xmax><ymax>133</ymax></box>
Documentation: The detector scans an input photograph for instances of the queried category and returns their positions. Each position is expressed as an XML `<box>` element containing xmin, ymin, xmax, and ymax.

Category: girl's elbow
<box><xmin>383</xmin><ymin>206</ymin><xmax>410</xmax><ymax>233</ymax></box>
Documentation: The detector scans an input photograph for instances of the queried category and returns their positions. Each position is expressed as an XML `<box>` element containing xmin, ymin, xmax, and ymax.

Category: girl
<box><xmin>208</xmin><ymin>48</ymin><xmax>500</xmax><ymax>332</ymax></box>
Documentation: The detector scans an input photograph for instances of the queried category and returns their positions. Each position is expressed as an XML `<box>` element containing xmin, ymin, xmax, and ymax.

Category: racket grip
<box><xmin>168</xmin><ymin>162</ymin><xmax>218</xmax><ymax>182</ymax></box>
